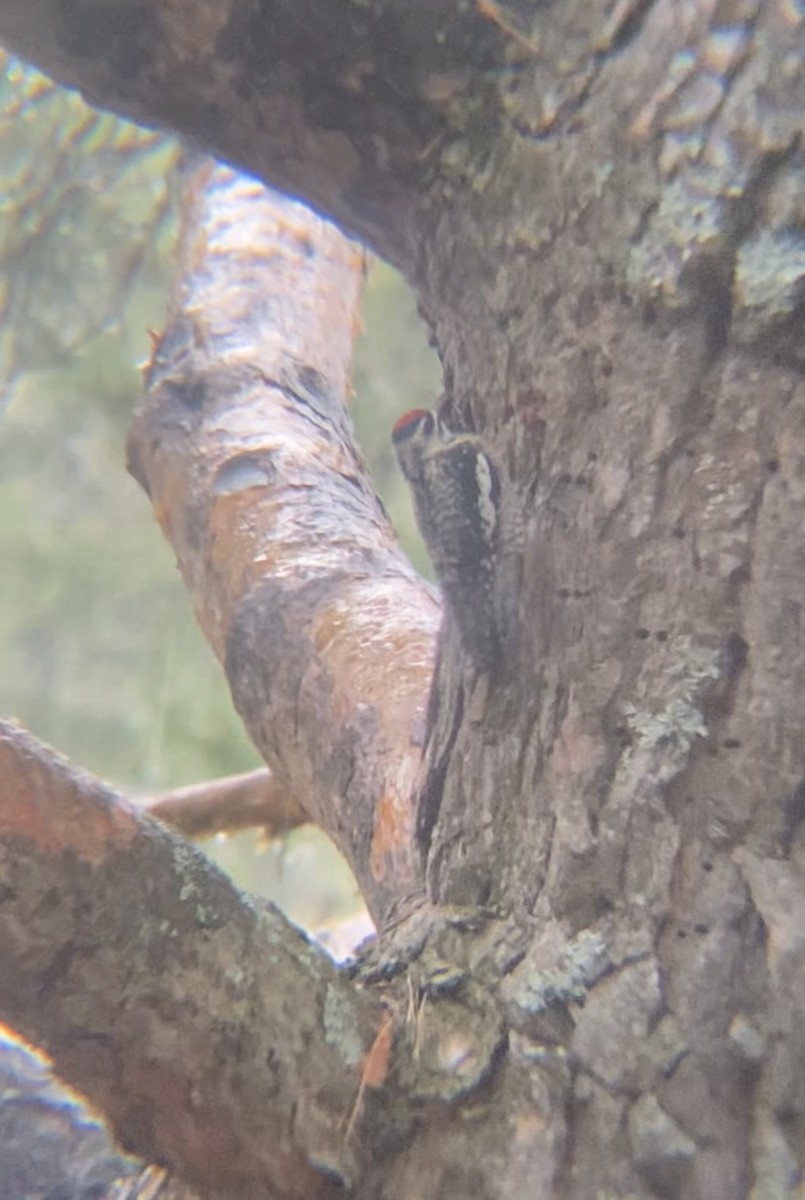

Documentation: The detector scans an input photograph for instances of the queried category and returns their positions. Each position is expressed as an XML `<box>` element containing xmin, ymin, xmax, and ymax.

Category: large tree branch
<box><xmin>0</xmin><ymin>0</ymin><xmax>512</xmax><ymax>265</ymax></box>
<box><xmin>0</xmin><ymin>720</ymin><xmax>381</xmax><ymax>1200</ymax></box>
<box><xmin>128</xmin><ymin>160</ymin><xmax>439</xmax><ymax>921</ymax></box>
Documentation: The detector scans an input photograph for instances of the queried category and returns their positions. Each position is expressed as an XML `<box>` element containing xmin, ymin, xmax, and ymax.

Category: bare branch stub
<box><xmin>141</xmin><ymin>767</ymin><xmax>308</xmax><ymax>840</ymax></box>
<box><xmin>0</xmin><ymin>720</ymin><xmax>381</xmax><ymax>1199</ymax></box>
<box><xmin>128</xmin><ymin>162</ymin><xmax>440</xmax><ymax>921</ymax></box>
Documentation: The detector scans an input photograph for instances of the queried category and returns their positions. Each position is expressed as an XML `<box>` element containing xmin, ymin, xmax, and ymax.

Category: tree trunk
<box><xmin>1</xmin><ymin>2</ymin><xmax>804</xmax><ymax>1198</ymax></box>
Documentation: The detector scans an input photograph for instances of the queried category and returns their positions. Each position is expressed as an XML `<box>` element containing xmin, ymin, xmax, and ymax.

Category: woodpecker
<box><xmin>391</xmin><ymin>407</ymin><xmax>501</xmax><ymax>671</ymax></box>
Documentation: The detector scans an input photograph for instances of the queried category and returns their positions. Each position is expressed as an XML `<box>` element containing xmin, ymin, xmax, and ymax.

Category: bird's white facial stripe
<box><xmin>476</xmin><ymin>455</ymin><xmax>497</xmax><ymax>541</ymax></box>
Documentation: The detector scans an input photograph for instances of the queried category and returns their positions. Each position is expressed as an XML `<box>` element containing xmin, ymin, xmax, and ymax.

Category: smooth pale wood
<box><xmin>128</xmin><ymin>163</ymin><xmax>439</xmax><ymax>920</ymax></box>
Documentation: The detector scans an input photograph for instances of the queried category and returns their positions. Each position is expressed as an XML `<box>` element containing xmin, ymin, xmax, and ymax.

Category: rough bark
<box><xmin>0</xmin><ymin>721</ymin><xmax>381</xmax><ymax>1199</ymax></box>
<box><xmin>0</xmin><ymin>0</ymin><xmax>509</xmax><ymax>267</ymax></box>
<box><xmin>1</xmin><ymin>2</ymin><xmax>804</xmax><ymax>1199</ymax></box>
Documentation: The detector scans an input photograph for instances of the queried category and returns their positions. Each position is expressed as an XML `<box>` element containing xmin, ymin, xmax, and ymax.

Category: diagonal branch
<box><xmin>0</xmin><ymin>720</ymin><xmax>381</xmax><ymax>1200</ymax></box>
<box><xmin>128</xmin><ymin>160</ymin><xmax>439</xmax><ymax>921</ymax></box>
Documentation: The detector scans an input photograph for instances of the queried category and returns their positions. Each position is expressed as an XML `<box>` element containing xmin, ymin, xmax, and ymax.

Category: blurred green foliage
<box><xmin>0</xmin><ymin>58</ymin><xmax>177</xmax><ymax>384</ymax></box>
<box><xmin>0</xmin><ymin>56</ymin><xmax>439</xmax><ymax>933</ymax></box>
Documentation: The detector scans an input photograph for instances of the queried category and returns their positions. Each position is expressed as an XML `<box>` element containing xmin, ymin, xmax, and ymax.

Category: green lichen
<box><xmin>506</xmin><ymin>929</ymin><xmax>609</xmax><ymax>1015</ymax></box>
<box><xmin>625</xmin><ymin>640</ymin><xmax>720</xmax><ymax>757</ymax></box>
<box><xmin>733</xmin><ymin>225</ymin><xmax>805</xmax><ymax>340</ymax></box>
<box><xmin>323</xmin><ymin>983</ymin><xmax>364</xmax><ymax>1068</ymax></box>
